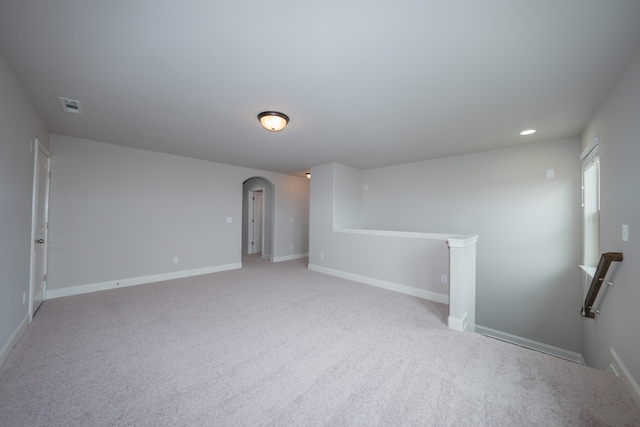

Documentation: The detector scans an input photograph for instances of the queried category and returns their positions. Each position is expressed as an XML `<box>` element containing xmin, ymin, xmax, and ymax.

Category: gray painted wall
<box><xmin>47</xmin><ymin>134</ymin><xmax>309</xmax><ymax>291</ymax></box>
<box><xmin>361</xmin><ymin>139</ymin><xmax>583</xmax><ymax>352</ymax></box>
<box><xmin>310</xmin><ymin>140</ymin><xmax>582</xmax><ymax>354</ymax></box>
<box><xmin>309</xmin><ymin>163</ymin><xmax>450</xmax><ymax>299</ymax></box>
<box><xmin>581</xmin><ymin>45</ymin><xmax>640</xmax><ymax>381</ymax></box>
<box><xmin>333</xmin><ymin>163</ymin><xmax>362</xmax><ymax>228</ymax></box>
<box><xmin>0</xmin><ymin>53</ymin><xmax>49</xmax><ymax>357</ymax></box>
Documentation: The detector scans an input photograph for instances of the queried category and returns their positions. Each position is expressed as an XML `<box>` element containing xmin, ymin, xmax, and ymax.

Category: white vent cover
<box><xmin>59</xmin><ymin>97</ymin><xmax>83</xmax><ymax>114</ymax></box>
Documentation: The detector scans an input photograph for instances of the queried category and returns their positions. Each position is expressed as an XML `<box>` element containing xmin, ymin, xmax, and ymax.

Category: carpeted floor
<box><xmin>1</xmin><ymin>255</ymin><xmax>639</xmax><ymax>426</ymax></box>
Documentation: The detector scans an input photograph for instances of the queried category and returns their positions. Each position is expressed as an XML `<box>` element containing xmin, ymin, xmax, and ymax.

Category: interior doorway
<box><xmin>249</xmin><ymin>189</ymin><xmax>264</xmax><ymax>255</ymax></box>
<box><xmin>242</xmin><ymin>177</ymin><xmax>275</xmax><ymax>261</ymax></box>
<box><xmin>29</xmin><ymin>139</ymin><xmax>50</xmax><ymax>319</ymax></box>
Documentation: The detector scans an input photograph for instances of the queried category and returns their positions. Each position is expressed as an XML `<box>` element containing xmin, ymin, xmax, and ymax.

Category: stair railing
<box><xmin>581</xmin><ymin>252</ymin><xmax>623</xmax><ymax>318</ymax></box>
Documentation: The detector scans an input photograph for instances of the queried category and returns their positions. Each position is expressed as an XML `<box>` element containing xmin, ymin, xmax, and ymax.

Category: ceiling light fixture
<box><xmin>305</xmin><ymin>172</ymin><xmax>311</xmax><ymax>179</ymax></box>
<box><xmin>520</xmin><ymin>129</ymin><xmax>536</xmax><ymax>136</ymax></box>
<box><xmin>258</xmin><ymin>111</ymin><xmax>289</xmax><ymax>132</ymax></box>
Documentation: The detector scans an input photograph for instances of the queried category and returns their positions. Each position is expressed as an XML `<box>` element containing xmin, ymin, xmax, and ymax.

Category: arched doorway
<box><xmin>242</xmin><ymin>177</ymin><xmax>275</xmax><ymax>260</ymax></box>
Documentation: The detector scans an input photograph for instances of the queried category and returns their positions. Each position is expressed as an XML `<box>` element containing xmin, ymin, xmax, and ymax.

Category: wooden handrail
<box><xmin>582</xmin><ymin>252</ymin><xmax>623</xmax><ymax>318</ymax></box>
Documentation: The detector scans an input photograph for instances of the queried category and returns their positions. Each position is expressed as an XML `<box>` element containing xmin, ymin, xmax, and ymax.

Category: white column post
<box><xmin>446</xmin><ymin>235</ymin><xmax>478</xmax><ymax>332</ymax></box>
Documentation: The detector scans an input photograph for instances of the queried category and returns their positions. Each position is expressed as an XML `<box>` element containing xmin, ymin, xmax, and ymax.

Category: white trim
<box><xmin>0</xmin><ymin>314</ymin><xmax>29</xmax><ymax>370</ymax></box>
<box><xmin>333</xmin><ymin>227</ymin><xmax>455</xmax><ymax>241</ymax></box>
<box><xmin>580</xmin><ymin>135</ymin><xmax>600</xmax><ymax>161</ymax></box>
<box><xmin>332</xmin><ymin>228</ymin><xmax>478</xmax><ymax>247</ymax></box>
<box><xmin>447</xmin><ymin>235</ymin><xmax>479</xmax><ymax>248</ymax></box>
<box><xmin>272</xmin><ymin>253</ymin><xmax>309</xmax><ymax>263</ymax></box>
<box><xmin>45</xmin><ymin>263</ymin><xmax>241</xmax><ymax>299</ymax></box>
<box><xmin>475</xmin><ymin>325</ymin><xmax>583</xmax><ymax>363</ymax></box>
<box><xmin>28</xmin><ymin>141</ymin><xmax>38</xmax><ymax>319</ymax></box>
<box><xmin>579</xmin><ymin>264</ymin><xmax>596</xmax><ymax>280</ymax></box>
<box><xmin>308</xmin><ymin>263</ymin><xmax>449</xmax><ymax>304</ymax></box>
<box><xmin>608</xmin><ymin>347</ymin><xmax>640</xmax><ymax>410</ymax></box>
<box><xmin>29</xmin><ymin>139</ymin><xmax>51</xmax><ymax>321</ymax></box>
<box><xmin>448</xmin><ymin>312</ymin><xmax>468</xmax><ymax>332</ymax></box>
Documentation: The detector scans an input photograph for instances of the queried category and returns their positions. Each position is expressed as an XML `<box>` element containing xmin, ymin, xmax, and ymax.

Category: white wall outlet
<box><xmin>23</xmin><ymin>292</ymin><xmax>26</xmax><ymax>304</ymax></box>
<box><xmin>226</xmin><ymin>217</ymin><xmax>233</xmax><ymax>223</ymax></box>
<box><xmin>622</xmin><ymin>224</ymin><xmax>629</xmax><ymax>242</ymax></box>
<box><xmin>173</xmin><ymin>256</ymin><xmax>179</xmax><ymax>264</ymax></box>
<box><xmin>290</xmin><ymin>217</ymin><xmax>294</xmax><ymax>222</ymax></box>
<box><xmin>546</xmin><ymin>169</ymin><xmax>555</xmax><ymax>178</ymax></box>
<box><xmin>441</xmin><ymin>274</ymin><xmax>448</xmax><ymax>284</ymax></box>
<box><xmin>364</xmin><ymin>184</ymin><xmax>369</xmax><ymax>191</ymax></box>
<box><xmin>320</xmin><ymin>253</ymin><xmax>325</xmax><ymax>260</ymax></box>
<box><xmin>289</xmin><ymin>244</ymin><xmax>293</xmax><ymax>250</ymax></box>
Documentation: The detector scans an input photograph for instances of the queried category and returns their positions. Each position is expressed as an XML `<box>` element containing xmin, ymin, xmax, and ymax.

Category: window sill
<box><xmin>579</xmin><ymin>264</ymin><xmax>596</xmax><ymax>280</ymax></box>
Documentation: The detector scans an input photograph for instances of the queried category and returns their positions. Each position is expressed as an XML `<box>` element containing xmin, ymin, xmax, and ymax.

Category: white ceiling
<box><xmin>1</xmin><ymin>1</ymin><xmax>640</xmax><ymax>177</ymax></box>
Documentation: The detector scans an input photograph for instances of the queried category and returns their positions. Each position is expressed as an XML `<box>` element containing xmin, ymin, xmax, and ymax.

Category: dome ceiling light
<box><xmin>258</xmin><ymin>111</ymin><xmax>289</xmax><ymax>132</ymax></box>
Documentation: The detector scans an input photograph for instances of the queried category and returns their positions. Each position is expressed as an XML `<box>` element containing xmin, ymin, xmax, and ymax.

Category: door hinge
<box><xmin>48</xmin><ymin>170</ymin><xmax>51</xmax><ymax>179</ymax></box>
<box><xmin>43</xmin><ymin>274</ymin><xmax>47</xmax><ymax>282</ymax></box>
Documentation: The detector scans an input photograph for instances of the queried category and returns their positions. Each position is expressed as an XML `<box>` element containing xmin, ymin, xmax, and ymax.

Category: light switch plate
<box><xmin>622</xmin><ymin>224</ymin><xmax>629</xmax><ymax>242</ymax></box>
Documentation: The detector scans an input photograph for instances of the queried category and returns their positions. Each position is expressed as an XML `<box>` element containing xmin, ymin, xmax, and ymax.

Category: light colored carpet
<box><xmin>1</xmin><ymin>255</ymin><xmax>638</xmax><ymax>426</ymax></box>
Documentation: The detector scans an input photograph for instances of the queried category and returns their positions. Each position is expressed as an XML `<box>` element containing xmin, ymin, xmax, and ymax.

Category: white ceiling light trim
<box><xmin>520</xmin><ymin>129</ymin><xmax>536</xmax><ymax>136</ymax></box>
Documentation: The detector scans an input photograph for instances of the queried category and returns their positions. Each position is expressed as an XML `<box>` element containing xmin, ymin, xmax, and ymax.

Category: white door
<box><xmin>30</xmin><ymin>142</ymin><xmax>50</xmax><ymax>318</ymax></box>
<box><xmin>252</xmin><ymin>191</ymin><xmax>264</xmax><ymax>254</ymax></box>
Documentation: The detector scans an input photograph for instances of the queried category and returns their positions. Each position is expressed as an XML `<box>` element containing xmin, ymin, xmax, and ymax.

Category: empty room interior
<box><xmin>1</xmin><ymin>1</ymin><xmax>640</xmax><ymax>425</ymax></box>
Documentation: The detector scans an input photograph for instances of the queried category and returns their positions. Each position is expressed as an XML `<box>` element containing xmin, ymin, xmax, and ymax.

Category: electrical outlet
<box><xmin>226</xmin><ymin>217</ymin><xmax>233</xmax><ymax>223</ymax></box>
<box><xmin>441</xmin><ymin>274</ymin><xmax>448</xmax><ymax>284</ymax></box>
<box><xmin>173</xmin><ymin>256</ymin><xmax>179</xmax><ymax>264</ymax></box>
<box><xmin>289</xmin><ymin>244</ymin><xmax>293</xmax><ymax>250</ymax></box>
<box><xmin>320</xmin><ymin>253</ymin><xmax>325</xmax><ymax>260</ymax></box>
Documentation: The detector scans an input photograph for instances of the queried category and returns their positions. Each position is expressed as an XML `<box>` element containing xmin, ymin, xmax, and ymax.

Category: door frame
<box><xmin>29</xmin><ymin>139</ymin><xmax>50</xmax><ymax>321</ymax></box>
<box><xmin>247</xmin><ymin>188</ymin><xmax>265</xmax><ymax>255</ymax></box>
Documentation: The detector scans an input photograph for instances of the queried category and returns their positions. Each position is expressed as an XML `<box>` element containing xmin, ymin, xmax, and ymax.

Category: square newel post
<box><xmin>446</xmin><ymin>235</ymin><xmax>479</xmax><ymax>332</ymax></box>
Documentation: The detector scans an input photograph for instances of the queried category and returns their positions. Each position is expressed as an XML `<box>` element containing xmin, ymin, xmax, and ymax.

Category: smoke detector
<box><xmin>59</xmin><ymin>97</ymin><xmax>83</xmax><ymax>114</ymax></box>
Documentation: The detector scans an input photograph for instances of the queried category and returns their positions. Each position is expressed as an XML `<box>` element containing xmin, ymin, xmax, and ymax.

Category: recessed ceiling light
<box><xmin>520</xmin><ymin>129</ymin><xmax>536</xmax><ymax>136</ymax></box>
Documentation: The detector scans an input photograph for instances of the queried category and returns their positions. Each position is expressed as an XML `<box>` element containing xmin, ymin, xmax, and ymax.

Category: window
<box><xmin>581</xmin><ymin>137</ymin><xmax>600</xmax><ymax>280</ymax></box>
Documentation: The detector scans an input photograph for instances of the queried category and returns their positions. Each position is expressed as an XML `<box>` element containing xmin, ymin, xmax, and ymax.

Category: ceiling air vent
<box><xmin>59</xmin><ymin>97</ymin><xmax>83</xmax><ymax>114</ymax></box>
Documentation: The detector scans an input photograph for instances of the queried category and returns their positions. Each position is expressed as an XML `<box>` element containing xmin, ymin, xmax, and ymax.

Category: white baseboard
<box><xmin>448</xmin><ymin>312</ymin><xmax>468</xmax><ymax>332</ymax></box>
<box><xmin>308</xmin><ymin>263</ymin><xmax>449</xmax><ymax>305</ymax></box>
<box><xmin>0</xmin><ymin>314</ymin><xmax>29</xmax><ymax>370</ymax></box>
<box><xmin>272</xmin><ymin>253</ymin><xmax>308</xmax><ymax>263</ymax></box>
<box><xmin>45</xmin><ymin>263</ymin><xmax>242</xmax><ymax>299</ymax></box>
<box><xmin>475</xmin><ymin>325</ymin><xmax>583</xmax><ymax>363</ymax></box>
<box><xmin>608</xmin><ymin>347</ymin><xmax>640</xmax><ymax>410</ymax></box>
